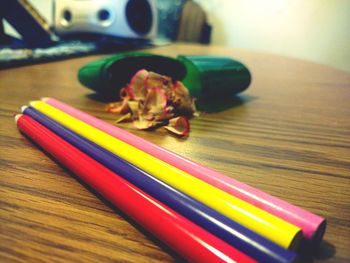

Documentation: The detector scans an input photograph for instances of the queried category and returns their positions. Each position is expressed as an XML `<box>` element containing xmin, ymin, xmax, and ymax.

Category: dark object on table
<box><xmin>0</xmin><ymin>38</ymin><xmax>153</xmax><ymax>69</ymax></box>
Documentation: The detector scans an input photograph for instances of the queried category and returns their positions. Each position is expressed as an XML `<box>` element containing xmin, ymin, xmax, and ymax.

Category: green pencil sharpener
<box><xmin>78</xmin><ymin>52</ymin><xmax>251</xmax><ymax>111</ymax></box>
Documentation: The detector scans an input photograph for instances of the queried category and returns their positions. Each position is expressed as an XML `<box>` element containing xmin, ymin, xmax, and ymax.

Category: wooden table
<box><xmin>1</xmin><ymin>43</ymin><xmax>349</xmax><ymax>262</ymax></box>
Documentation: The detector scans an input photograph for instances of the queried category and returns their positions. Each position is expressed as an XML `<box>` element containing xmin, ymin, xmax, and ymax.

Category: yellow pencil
<box><xmin>31</xmin><ymin>100</ymin><xmax>302</xmax><ymax>249</ymax></box>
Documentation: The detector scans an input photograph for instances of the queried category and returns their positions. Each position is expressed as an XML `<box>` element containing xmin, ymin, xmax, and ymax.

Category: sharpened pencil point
<box><xmin>29</xmin><ymin>101</ymin><xmax>37</xmax><ymax>107</ymax></box>
<box><xmin>21</xmin><ymin>106</ymin><xmax>28</xmax><ymax>113</ymax></box>
<box><xmin>15</xmin><ymin>114</ymin><xmax>22</xmax><ymax>123</ymax></box>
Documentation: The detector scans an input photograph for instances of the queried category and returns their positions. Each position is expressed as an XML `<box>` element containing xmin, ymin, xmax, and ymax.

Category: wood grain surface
<box><xmin>0</xmin><ymin>43</ymin><xmax>349</xmax><ymax>262</ymax></box>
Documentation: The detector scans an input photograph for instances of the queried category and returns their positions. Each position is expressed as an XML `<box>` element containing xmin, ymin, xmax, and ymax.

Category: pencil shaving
<box><xmin>14</xmin><ymin>114</ymin><xmax>23</xmax><ymax>123</ymax></box>
<box><xmin>107</xmin><ymin>69</ymin><xmax>197</xmax><ymax>137</ymax></box>
<box><xmin>21</xmin><ymin>106</ymin><xmax>28</xmax><ymax>112</ymax></box>
<box><xmin>164</xmin><ymin>116</ymin><xmax>190</xmax><ymax>137</ymax></box>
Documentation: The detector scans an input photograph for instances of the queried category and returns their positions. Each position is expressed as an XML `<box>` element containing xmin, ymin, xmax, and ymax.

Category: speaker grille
<box><xmin>126</xmin><ymin>0</ymin><xmax>153</xmax><ymax>35</ymax></box>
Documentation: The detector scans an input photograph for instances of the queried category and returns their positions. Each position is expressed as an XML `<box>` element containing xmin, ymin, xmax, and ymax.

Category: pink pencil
<box><xmin>43</xmin><ymin>97</ymin><xmax>326</xmax><ymax>243</ymax></box>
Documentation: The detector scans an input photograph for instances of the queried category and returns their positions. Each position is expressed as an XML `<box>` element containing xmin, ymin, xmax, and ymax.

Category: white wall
<box><xmin>196</xmin><ymin>0</ymin><xmax>350</xmax><ymax>72</ymax></box>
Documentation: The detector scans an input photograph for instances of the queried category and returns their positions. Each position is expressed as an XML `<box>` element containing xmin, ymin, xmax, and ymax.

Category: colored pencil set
<box><xmin>16</xmin><ymin>98</ymin><xmax>326</xmax><ymax>262</ymax></box>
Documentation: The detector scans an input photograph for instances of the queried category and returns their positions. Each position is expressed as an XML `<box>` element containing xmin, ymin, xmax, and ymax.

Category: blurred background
<box><xmin>3</xmin><ymin>0</ymin><xmax>350</xmax><ymax>72</ymax></box>
<box><xmin>197</xmin><ymin>0</ymin><xmax>350</xmax><ymax>73</ymax></box>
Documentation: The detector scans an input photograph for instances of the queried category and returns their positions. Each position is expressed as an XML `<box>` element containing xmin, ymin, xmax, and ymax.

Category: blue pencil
<box><xmin>23</xmin><ymin>106</ymin><xmax>297</xmax><ymax>263</ymax></box>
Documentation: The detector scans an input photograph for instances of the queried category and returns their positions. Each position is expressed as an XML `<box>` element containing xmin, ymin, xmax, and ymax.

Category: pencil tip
<box><xmin>21</xmin><ymin>106</ymin><xmax>28</xmax><ymax>113</ymax></box>
<box><xmin>14</xmin><ymin>114</ymin><xmax>22</xmax><ymax>123</ymax></box>
<box><xmin>29</xmin><ymin>101</ymin><xmax>36</xmax><ymax>106</ymax></box>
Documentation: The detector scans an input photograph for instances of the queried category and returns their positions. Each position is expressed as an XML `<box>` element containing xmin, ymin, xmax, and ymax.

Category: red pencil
<box><xmin>16</xmin><ymin>114</ymin><xmax>255</xmax><ymax>263</ymax></box>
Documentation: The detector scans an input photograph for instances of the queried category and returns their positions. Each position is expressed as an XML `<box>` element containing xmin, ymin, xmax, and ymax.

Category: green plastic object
<box><xmin>78</xmin><ymin>52</ymin><xmax>251</xmax><ymax>109</ymax></box>
<box><xmin>78</xmin><ymin>52</ymin><xmax>186</xmax><ymax>96</ymax></box>
<box><xmin>178</xmin><ymin>55</ymin><xmax>251</xmax><ymax>100</ymax></box>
